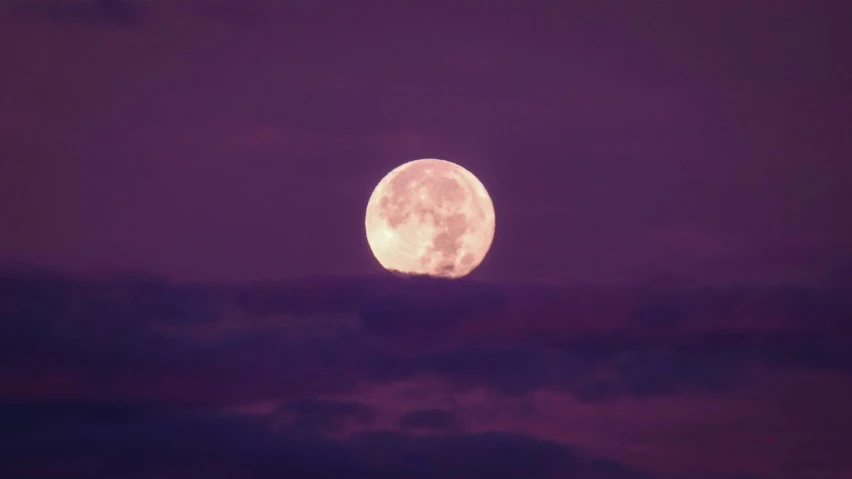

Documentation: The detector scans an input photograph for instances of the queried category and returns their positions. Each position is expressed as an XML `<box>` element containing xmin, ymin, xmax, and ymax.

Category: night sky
<box><xmin>2</xmin><ymin>1</ymin><xmax>852</xmax><ymax>478</ymax></box>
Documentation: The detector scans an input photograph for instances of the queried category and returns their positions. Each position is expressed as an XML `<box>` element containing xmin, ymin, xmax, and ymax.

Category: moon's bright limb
<box><xmin>365</xmin><ymin>158</ymin><xmax>495</xmax><ymax>278</ymax></box>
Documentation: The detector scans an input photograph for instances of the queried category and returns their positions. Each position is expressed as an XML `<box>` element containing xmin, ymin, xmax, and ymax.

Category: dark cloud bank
<box><xmin>2</xmin><ymin>265</ymin><xmax>851</xmax><ymax>478</ymax></box>
<box><xmin>3</xmin><ymin>400</ymin><xmax>646</xmax><ymax>479</ymax></box>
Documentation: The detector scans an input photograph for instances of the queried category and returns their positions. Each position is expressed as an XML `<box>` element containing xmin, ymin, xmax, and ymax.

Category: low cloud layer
<box><xmin>3</xmin><ymin>400</ymin><xmax>651</xmax><ymax>479</ymax></box>
<box><xmin>2</xmin><ymin>266</ymin><xmax>851</xmax><ymax>477</ymax></box>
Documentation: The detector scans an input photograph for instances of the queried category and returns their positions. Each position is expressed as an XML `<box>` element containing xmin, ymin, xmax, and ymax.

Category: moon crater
<box><xmin>365</xmin><ymin>158</ymin><xmax>495</xmax><ymax>278</ymax></box>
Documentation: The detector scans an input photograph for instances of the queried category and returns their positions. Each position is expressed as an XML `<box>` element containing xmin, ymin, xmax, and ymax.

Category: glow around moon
<box><xmin>365</xmin><ymin>158</ymin><xmax>495</xmax><ymax>278</ymax></box>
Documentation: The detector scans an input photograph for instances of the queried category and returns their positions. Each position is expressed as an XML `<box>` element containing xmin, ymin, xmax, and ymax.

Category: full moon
<box><xmin>365</xmin><ymin>158</ymin><xmax>496</xmax><ymax>278</ymax></box>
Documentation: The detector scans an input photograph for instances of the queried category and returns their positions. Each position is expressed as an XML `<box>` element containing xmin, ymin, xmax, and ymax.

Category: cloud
<box><xmin>2</xmin><ymin>267</ymin><xmax>851</xmax><ymax>477</ymax></box>
<box><xmin>0</xmin><ymin>400</ymin><xmax>651</xmax><ymax>479</ymax></box>
<box><xmin>346</xmin><ymin>431</ymin><xmax>651</xmax><ymax>479</ymax></box>
<box><xmin>399</xmin><ymin>408</ymin><xmax>460</xmax><ymax>432</ymax></box>
<box><xmin>2</xmin><ymin>267</ymin><xmax>851</xmax><ymax>406</ymax></box>
<box><xmin>273</xmin><ymin>398</ymin><xmax>373</xmax><ymax>435</ymax></box>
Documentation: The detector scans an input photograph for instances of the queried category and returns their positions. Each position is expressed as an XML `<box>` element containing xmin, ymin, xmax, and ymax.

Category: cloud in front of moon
<box><xmin>365</xmin><ymin>158</ymin><xmax>495</xmax><ymax>278</ymax></box>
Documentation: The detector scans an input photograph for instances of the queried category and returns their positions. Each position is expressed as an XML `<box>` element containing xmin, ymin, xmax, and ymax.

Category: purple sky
<box><xmin>2</xmin><ymin>0</ymin><xmax>851</xmax><ymax>283</ymax></box>
<box><xmin>2</xmin><ymin>3</ymin><xmax>852</xmax><ymax>479</ymax></box>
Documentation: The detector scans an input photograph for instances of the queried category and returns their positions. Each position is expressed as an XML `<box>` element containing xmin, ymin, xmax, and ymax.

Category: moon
<box><xmin>365</xmin><ymin>158</ymin><xmax>495</xmax><ymax>278</ymax></box>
